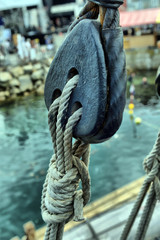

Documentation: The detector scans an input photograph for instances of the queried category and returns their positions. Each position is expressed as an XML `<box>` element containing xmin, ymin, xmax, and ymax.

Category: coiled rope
<box><xmin>41</xmin><ymin>75</ymin><xmax>91</xmax><ymax>240</ymax></box>
<box><xmin>120</xmin><ymin>132</ymin><xmax>160</xmax><ymax>240</ymax></box>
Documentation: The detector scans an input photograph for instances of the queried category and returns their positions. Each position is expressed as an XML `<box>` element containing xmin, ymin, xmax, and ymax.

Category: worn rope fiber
<box><xmin>120</xmin><ymin>132</ymin><xmax>160</xmax><ymax>240</ymax></box>
<box><xmin>69</xmin><ymin>1</ymin><xmax>119</xmax><ymax>31</ymax></box>
<box><xmin>41</xmin><ymin>75</ymin><xmax>91</xmax><ymax>240</ymax></box>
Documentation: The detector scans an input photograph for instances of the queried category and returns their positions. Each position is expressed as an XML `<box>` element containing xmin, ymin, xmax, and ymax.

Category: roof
<box><xmin>120</xmin><ymin>8</ymin><xmax>160</xmax><ymax>27</ymax></box>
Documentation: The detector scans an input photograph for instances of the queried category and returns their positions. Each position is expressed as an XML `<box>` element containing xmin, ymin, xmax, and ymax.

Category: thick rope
<box><xmin>69</xmin><ymin>1</ymin><xmax>120</xmax><ymax>32</ymax></box>
<box><xmin>102</xmin><ymin>8</ymin><xmax>119</xmax><ymax>28</ymax></box>
<box><xmin>41</xmin><ymin>76</ymin><xmax>91</xmax><ymax>240</ymax></box>
<box><xmin>120</xmin><ymin>132</ymin><xmax>160</xmax><ymax>240</ymax></box>
<box><xmin>69</xmin><ymin>2</ymin><xmax>99</xmax><ymax>31</ymax></box>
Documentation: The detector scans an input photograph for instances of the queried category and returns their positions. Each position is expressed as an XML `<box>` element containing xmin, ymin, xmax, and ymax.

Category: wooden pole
<box><xmin>23</xmin><ymin>221</ymin><xmax>36</xmax><ymax>240</ymax></box>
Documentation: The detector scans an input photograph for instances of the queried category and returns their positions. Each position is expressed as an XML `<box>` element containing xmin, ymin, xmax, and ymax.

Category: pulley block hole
<box><xmin>52</xmin><ymin>89</ymin><xmax>62</xmax><ymax>103</ymax></box>
<box><xmin>71</xmin><ymin>101</ymin><xmax>82</xmax><ymax>114</ymax></box>
<box><xmin>67</xmin><ymin>68</ymin><xmax>79</xmax><ymax>82</ymax></box>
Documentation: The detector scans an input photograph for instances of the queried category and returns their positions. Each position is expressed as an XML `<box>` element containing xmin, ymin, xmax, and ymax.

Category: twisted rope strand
<box><xmin>120</xmin><ymin>132</ymin><xmax>160</xmax><ymax>240</ymax></box>
<box><xmin>135</xmin><ymin>185</ymin><xmax>156</xmax><ymax>240</ymax></box>
<box><xmin>41</xmin><ymin>76</ymin><xmax>91</xmax><ymax>240</ymax></box>
<box><xmin>143</xmin><ymin>132</ymin><xmax>160</xmax><ymax>173</ymax></box>
<box><xmin>120</xmin><ymin>179</ymin><xmax>150</xmax><ymax>240</ymax></box>
<box><xmin>55</xmin><ymin>75</ymin><xmax>79</xmax><ymax>174</ymax></box>
<box><xmin>103</xmin><ymin>8</ymin><xmax>119</xmax><ymax>29</ymax></box>
<box><xmin>63</xmin><ymin>108</ymin><xmax>83</xmax><ymax>172</ymax></box>
<box><xmin>48</xmin><ymin>98</ymin><xmax>61</xmax><ymax>156</ymax></box>
<box><xmin>79</xmin><ymin>144</ymin><xmax>91</xmax><ymax>167</ymax></box>
<box><xmin>73</xmin><ymin>157</ymin><xmax>91</xmax><ymax>205</ymax></box>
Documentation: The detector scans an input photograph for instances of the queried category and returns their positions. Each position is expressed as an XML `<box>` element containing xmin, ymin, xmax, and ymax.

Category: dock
<box><xmin>11</xmin><ymin>176</ymin><xmax>160</xmax><ymax>240</ymax></box>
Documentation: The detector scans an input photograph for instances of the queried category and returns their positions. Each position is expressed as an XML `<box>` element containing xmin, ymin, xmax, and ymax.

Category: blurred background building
<box><xmin>119</xmin><ymin>0</ymin><xmax>160</xmax><ymax>49</ymax></box>
<box><xmin>0</xmin><ymin>0</ymin><xmax>160</xmax><ymax>59</ymax></box>
<box><xmin>0</xmin><ymin>0</ymin><xmax>85</xmax><ymax>57</ymax></box>
<box><xmin>126</xmin><ymin>0</ymin><xmax>160</xmax><ymax>10</ymax></box>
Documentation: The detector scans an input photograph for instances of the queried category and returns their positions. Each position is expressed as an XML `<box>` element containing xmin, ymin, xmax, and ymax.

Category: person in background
<box><xmin>21</xmin><ymin>36</ymin><xmax>28</xmax><ymax>60</ymax></box>
<box><xmin>142</xmin><ymin>77</ymin><xmax>148</xmax><ymax>85</ymax></box>
<box><xmin>129</xmin><ymin>83</ymin><xmax>135</xmax><ymax>102</ymax></box>
<box><xmin>25</xmin><ymin>38</ymin><xmax>31</xmax><ymax>60</ymax></box>
<box><xmin>17</xmin><ymin>34</ymin><xmax>24</xmax><ymax>59</ymax></box>
<box><xmin>30</xmin><ymin>39</ymin><xmax>36</xmax><ymax>61</ymax></box>
<box><xmin>2</xmin><ymin>39</ymin><xmax>10</xmax><ymax>55</ymax></box>
<box><xmin>35</xmin><ymin>38</ymin><xmax>41</xmax><ymax>59</ymax></box>
<box><xmin>128</xmin><ymin>72</ymin><xmax>135</xmax><ymax>83</ymax></box>
<box><xmin>45</xmin><ymin>35</ymin><xmax>54</xmax><ymax>50</ymax></box>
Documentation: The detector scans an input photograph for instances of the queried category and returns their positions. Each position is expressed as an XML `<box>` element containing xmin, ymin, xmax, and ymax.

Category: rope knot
<box><xmin>42</xmin><ymin>150</ymin><xmax>91</xmax><ymax>224</ymax></box>
<box><xmin>41</xmin><ymin>76</ymin><xmax>91</xmax><ymax>239</ymax></box>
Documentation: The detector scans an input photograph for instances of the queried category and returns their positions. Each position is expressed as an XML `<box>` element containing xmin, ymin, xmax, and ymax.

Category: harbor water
<box><xmin>0</xmin><ymin>95</ymin><xmax>160</xmax><ymax>240</ymax></box>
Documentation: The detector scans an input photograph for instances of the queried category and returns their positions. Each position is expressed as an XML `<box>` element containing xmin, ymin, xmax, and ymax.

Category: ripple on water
<box><xmin>0</xmin><ymin>95</ymin><xmax>160</xmax><ymax>239</ymax></box>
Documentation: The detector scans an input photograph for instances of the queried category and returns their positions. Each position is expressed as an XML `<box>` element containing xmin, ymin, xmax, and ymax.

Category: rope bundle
<box><xmin>120</xmin><ymin>132</ymin><xmax>160</xmax><ymax>240</ymax></box>
<box><xmin>41</xmin><ymin>76</ymin><xmax>91</xmax><ymax>240</ymax></box>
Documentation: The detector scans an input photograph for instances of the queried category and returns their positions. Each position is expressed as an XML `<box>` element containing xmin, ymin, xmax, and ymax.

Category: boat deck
<box><xmin>11</xmin><ymin>176</ymin><xmax>160</xmax><ymax>240</ymax></box>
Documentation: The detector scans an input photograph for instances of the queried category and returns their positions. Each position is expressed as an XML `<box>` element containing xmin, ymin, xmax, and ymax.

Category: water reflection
<box><xmin>0</xmin><ymin>95</ymin><xmax>159</xmax><ymax>239</ymax></box>
<box><xmin>17</xmin><ymin>130</ymin><xmax>29</xmax><ymax>146</ymax></box>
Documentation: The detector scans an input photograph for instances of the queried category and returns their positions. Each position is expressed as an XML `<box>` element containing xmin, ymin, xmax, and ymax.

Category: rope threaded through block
<box><xmin>41</xmin><ymin>76</ymin><xmax>91</xmax><ymax>240</ymax></box>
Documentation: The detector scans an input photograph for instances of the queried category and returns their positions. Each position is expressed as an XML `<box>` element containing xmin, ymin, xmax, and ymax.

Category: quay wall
<box><xmin>0</xmin><ymin>47</ymin><xmax>159</xmax><ymax>104</ymax></box>
<box><xmin>125</xmin><ymin>48</ymin><xmax>160</xmax><ymax>71</ymax></box>
<box><xmin>0</xmin><ymin>58</ymin><xmax>53</xmax><ymax>104</ymax></box>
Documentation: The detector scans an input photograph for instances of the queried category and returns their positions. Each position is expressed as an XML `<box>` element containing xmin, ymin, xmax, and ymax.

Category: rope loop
<box><xmin>42</xmin><ymin>146</ymin><xmax>91</xmax><ymax>225</ymax></box>
<box><xmin>42</xmin><ymin>134</ymin><xmax>91</xmax><ymax>223</ymax></box>
<box><xmin>41</xmin><ymin>76</ymin><xmax>91</xmax><ymax>240</ymax></box>
<box><xmin>42</xmin><ymin>155</ymin><xmax>82</xmax><ymax>224</ymax></box>
<box><xmin>73</xmin><ymin>155</ymin><xmax>91</xmax><ymax>206</ymax></box>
